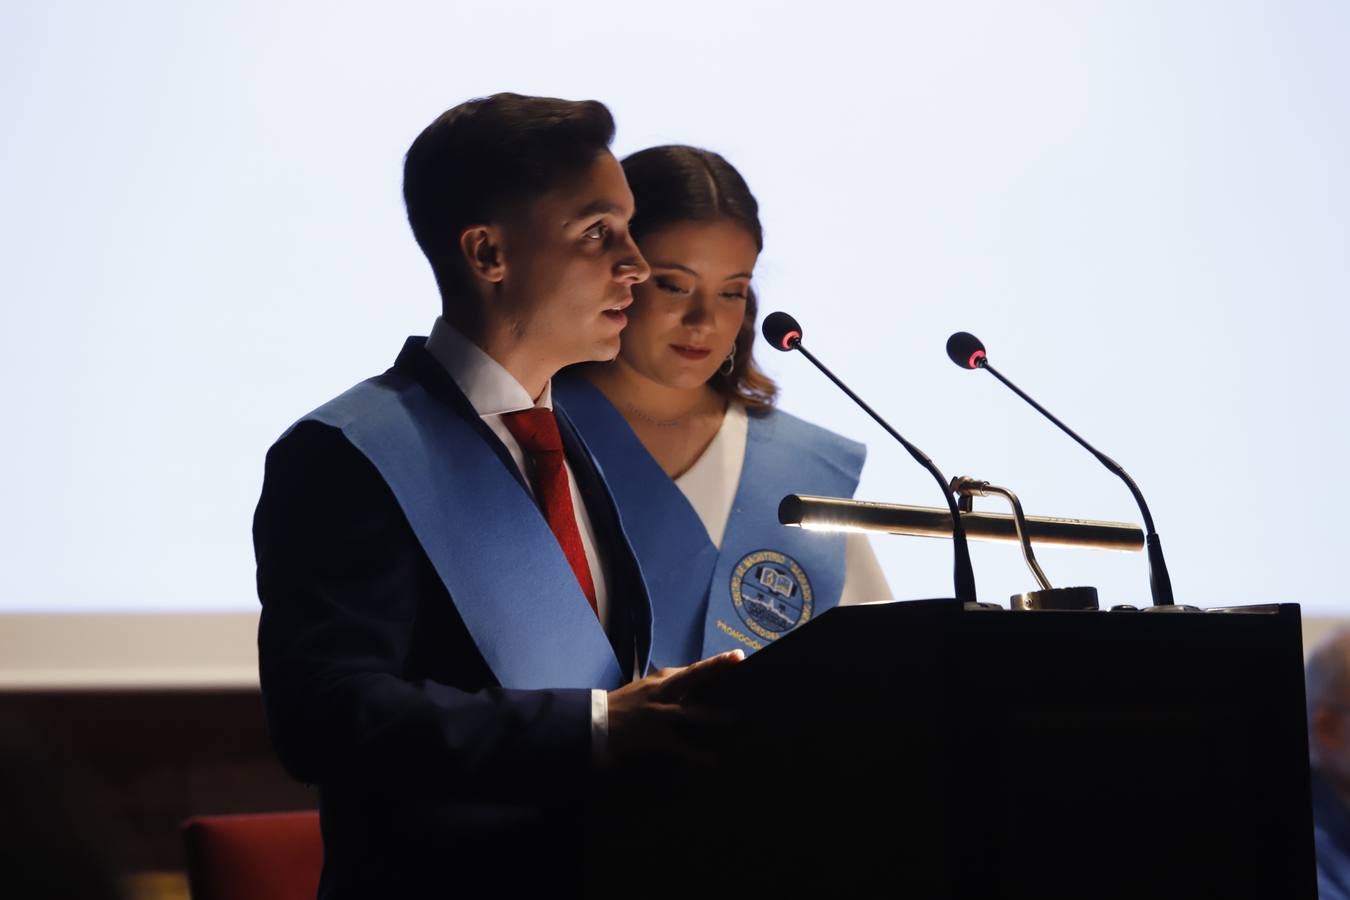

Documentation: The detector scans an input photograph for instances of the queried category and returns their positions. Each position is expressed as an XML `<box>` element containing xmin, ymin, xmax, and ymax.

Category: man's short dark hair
<box><xmin>402</xmin><ymin>93</ymin><xmax>616</xmax><ymax>322</ymax></box>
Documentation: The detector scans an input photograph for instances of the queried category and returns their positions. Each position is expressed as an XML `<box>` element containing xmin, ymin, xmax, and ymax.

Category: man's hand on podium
<box><xmin>607</xmin><ymin>650</ymin><xmax>743</xmax><ymax>766</ymax></box>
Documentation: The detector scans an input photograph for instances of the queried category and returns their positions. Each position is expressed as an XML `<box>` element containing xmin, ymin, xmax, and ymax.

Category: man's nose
<box><xmin>614</xmin><ymin>236</ymin><xmax>651</xmax><ymax>284</ymax></box>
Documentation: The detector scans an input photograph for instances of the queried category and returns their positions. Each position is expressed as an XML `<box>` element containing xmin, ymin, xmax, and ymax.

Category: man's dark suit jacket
<box><xmin>253</xmin><ymin>340</ymin><xmax>649</xmax><ymax>898</ymax></box>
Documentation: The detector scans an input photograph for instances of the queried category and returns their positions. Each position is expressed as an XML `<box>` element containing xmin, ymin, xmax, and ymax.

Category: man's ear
<box><xmin>458</xmin><ymin>225</ymin><xmax>507</xmax><ymax>284</ymax></box>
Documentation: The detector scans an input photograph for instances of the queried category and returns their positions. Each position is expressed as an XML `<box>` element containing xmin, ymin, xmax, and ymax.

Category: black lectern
<box><xmin>599</xmin><ymin>600</ymin><xmax>1314</xmax><ymax>898</ymax></box>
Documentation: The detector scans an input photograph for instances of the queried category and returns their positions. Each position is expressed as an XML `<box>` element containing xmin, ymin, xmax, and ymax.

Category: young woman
<box><xmin>555</xmin><ymin>145</ymin><xmax>891</xmax><ymax>668</ymax></box>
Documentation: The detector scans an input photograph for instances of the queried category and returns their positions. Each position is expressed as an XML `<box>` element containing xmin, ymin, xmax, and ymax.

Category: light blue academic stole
<box><xmin>289</xmin><ymin>360</ymin><xmax>640</xmax><ymax>691</ymax></box>
<box><xmin>554</xmin><ymin>375</ymin><xmax>864</xmax><ymax>666</ymax></box>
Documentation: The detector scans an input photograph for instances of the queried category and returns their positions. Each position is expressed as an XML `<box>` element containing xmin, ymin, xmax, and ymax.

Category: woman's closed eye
<box><xmin>655</xmin><ymin>277</ymin><xmax>692</xmax><ymax>295</ymax></box>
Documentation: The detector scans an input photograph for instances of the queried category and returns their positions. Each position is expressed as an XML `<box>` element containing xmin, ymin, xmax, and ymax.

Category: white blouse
<box><xmin>674</xmin><ymin>403</ymin><xmax>894</xmax><ymax>606</ymax></box>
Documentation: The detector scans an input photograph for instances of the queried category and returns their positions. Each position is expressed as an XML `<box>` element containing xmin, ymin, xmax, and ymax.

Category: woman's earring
<box><xmin>720</xmin><ymin>344</ymin><xmax>736</xmax><ymax>376</ymax></box>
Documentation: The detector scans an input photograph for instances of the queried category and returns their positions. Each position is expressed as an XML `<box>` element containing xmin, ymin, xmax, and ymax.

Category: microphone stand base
<box><xmin>1011</xmin><ymin>586</ymin><xmax>1100</xmax><ymax>611</ymax></box>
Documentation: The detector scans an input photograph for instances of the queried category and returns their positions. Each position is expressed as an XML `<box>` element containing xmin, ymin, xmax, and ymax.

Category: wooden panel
<box><xmin>0</xmin><ymin>689</ymin><xmax>314</xmax><ymax>875</ymax></box>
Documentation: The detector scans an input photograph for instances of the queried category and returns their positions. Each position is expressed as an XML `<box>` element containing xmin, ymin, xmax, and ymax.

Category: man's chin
<box><xmin>554</xmin><ymin>335</ymin><xmax>622</xmax><ymax>371</ymax></box>
<box><xmin>592</xmin><ymin>327</ymin><xmax>624</xmax><ymax>360</ymax></box>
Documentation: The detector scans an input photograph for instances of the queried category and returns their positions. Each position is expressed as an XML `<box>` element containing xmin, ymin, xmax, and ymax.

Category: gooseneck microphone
<box><xmin>764</xmin><ymin>312</ymin><xmax>977</xmax><ymax>605</ymax></box>
<box><xmin>945</xmin><ymin>331</ymin><xmax>1175</xmax><ymax>607</ymax></box>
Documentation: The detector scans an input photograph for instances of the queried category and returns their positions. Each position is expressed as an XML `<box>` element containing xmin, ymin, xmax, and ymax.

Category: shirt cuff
<box><xmin>590</xmin><ymin>688</ymin><xmax>609</xmax><ymax>769</ymax></box>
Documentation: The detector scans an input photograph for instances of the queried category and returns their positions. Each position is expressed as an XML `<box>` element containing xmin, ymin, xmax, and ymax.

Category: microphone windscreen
<box><xmin>762</xmin><ymin>311</ymin><xmax>803</xmax><ymax>351</ymax></box>
<box><xmin>946</xmin><ymin>331</ymin><xmax>987</xmax><ymax>369</ymax></box>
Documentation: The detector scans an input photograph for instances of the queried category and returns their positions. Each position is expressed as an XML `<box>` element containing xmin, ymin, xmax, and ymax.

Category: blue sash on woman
<box><xmin>286</xmin><ymin>360</ymin><xmax>636</xmax><ymax>691</ymax></box>
<box><xmin>554</xmin><ymin>374</ymin><xmax>864</xmax><ymax>666</ymax></box>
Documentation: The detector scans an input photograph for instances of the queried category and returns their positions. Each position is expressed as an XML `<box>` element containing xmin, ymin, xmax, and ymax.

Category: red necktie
<box><xmin>501</xmin><ymin>408</ymin><xmax>599</xmax><ymax>618</ymax></box>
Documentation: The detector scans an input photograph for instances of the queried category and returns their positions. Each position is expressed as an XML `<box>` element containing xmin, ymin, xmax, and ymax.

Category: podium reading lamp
<box><xmin>777</xmin><ymin>486</ymin><xmax>1144</xmax><ymax>609</ymax></box>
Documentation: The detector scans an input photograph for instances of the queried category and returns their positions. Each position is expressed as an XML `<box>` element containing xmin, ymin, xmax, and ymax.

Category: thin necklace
<box><xmin>621</xmin><ymin>405</ymin><xmax>686</xmax><ymax>428</ymax></box>
<box><xmin>621</xmin><ymin>395</ymin><xmax>724</xmax><ymax>429</ymax></box>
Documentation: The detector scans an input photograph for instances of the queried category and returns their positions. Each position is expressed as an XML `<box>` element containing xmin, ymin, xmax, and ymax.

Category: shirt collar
<box><xmin>424</xmin><ymin>316</ymin><xmax>552</xmax><ymax>416</ymax></box>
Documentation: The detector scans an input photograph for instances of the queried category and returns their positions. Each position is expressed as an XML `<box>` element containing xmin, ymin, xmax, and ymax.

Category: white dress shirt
<box><xmin>423</xmin><ymin>318</ymin><xmax>611</xmax><ymax>760</ymax></box>
<box><xmin>675</xmin><ymin>403</ymin><xmax>894</xmax><ymax>605</ymax></box>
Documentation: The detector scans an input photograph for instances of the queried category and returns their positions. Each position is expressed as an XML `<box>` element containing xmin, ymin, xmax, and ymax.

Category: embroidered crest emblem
<box><xmin>730</xmin><ymin>549</ymin><xmax>813</xmax><ymax>642</ymax></box>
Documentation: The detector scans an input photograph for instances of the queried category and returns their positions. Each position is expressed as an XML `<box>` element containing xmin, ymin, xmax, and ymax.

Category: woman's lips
<box><xmin>670</xmin><ymin>344</ymin><xmax>712</xmax><ymax>360</ymax></box>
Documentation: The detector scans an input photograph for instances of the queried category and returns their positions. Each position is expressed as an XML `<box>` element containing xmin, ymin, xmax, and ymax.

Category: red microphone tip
<box><xmin>781</xmin><ymin>330</ymin><xmax>802</xmax><ymax>350</ymax></box>
<box><xmin>968</xmin><ymin>349</ymin><xmax>986</xmax><ymax>369</ymax></box>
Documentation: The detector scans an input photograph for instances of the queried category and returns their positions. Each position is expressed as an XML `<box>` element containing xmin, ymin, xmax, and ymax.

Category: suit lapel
<box><xmin>555</xmin><ymin>405</ymin><xmax>652</xmax><ymax>681</ymax></box>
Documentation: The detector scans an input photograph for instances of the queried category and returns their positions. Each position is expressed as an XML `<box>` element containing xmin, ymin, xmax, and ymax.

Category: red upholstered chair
<box><xmin>181</xmin><ymin>810</ymin><xmax>322</xmax><ymax>900</ymax></box>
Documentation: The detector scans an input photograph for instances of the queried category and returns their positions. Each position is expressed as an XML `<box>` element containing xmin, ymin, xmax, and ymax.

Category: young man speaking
<box><xmin>253</xmin><ymin>94</ymin><xmax>740</xmax><ymax>897</ymax></box>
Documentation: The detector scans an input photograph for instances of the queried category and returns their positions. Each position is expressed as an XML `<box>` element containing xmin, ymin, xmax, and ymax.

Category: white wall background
<box><xmin>2</xmin><ymin>0</ymin><xmax>1347</xmax><ymax>622</ymax></box>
